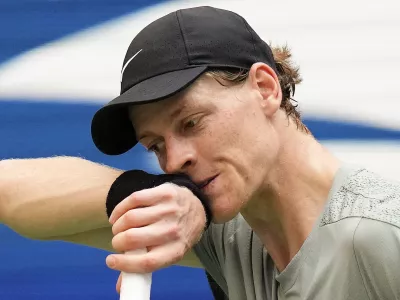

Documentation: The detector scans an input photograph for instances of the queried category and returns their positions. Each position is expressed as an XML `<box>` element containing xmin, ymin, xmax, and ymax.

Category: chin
<box><xmin>202</xmin><ymin>174</ymin><xmax>245</xmax><ymax>224</ymax></box>
<box><xmin>208</xmin><ymin>196</ymin><xmax>242</xmax><ymax>224</ymax></box>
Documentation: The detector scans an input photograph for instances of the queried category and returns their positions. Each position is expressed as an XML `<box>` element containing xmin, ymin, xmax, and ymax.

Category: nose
<box><xmin>163</xmin><ymin>137</ymin><xmax>197</xmax><ymax>174</ymax></box>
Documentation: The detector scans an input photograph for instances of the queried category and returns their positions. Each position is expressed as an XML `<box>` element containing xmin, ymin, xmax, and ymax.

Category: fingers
<box><xmin>111</xmin><ymin>203</ymin><xmax>177</xmax><ymax>235</ymax></box>
<box><xmin>106</xmin><ymin>182</ymin><xmax>204</xmax><ymax>275</ymax></box>
<box><xmin>108</xmin><ymin>189</ymin><xmax>158</xmax><ymax>224</ymax></box>
<box><xmin>109</xmin><ymin>184</ymin><xmax>178</xmax><ymax>224</ymax></box>
<box><xmin>116</xmin><ymin>272</ymin><xmax>122</xmax><ymax>294</ymax></box>
<box><xmin>112</xmin><ymin>221</ymin><xmax>180</xmax><ymax>252</ymax></box>
<box><xmin>106</xmin><ymin>242</ymin><xmax>186</xmax><ymax>273</ymax></box>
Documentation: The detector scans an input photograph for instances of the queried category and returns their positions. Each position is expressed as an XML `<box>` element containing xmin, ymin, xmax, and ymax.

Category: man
<box><xmin>1</xmin><ymin>6</ymin><xmax>400</xmax><ymax>300</ymax></box>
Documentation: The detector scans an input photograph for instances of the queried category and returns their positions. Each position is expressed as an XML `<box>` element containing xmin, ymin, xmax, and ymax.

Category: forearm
<box><xmin>0</xmin><ymin>156</ymin><xmax>205</xmax><ymax>269</ymax></box>
<box><xmin>0</xmin><ymin>156</ymin><xmax>123</xmax><ymax>240</ymax></box>
<box><xmin>54</xmin><ymin>227</ymin><xmax>204</xmax><ymax>269</ymax></box>
<box><xmin>52</xmin><ymin>227</ymin><xmax>115</xmax><ymax>252</ymax></box>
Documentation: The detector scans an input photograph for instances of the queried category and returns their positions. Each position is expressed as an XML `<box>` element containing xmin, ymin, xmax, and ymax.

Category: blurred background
<box><xmin>1</xmin><ymin>0</ymin><xmax>399</xmax><ymax>299</ymax></box>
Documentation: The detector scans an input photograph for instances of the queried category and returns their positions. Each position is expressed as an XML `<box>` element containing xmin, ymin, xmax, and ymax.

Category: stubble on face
<box><xmin>128</xmin><ymin>73</ymin><xmax>279</xmax><ymax>223</ymax></box>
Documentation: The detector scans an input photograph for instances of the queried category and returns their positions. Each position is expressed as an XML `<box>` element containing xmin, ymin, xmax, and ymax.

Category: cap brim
<box><xmin>91</xmin><ymin>66</ymin><xmax>208</xmax><ymax>155</ymax></box>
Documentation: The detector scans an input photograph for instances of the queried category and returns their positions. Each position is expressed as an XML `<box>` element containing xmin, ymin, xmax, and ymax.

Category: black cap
<box><xmin>91</xmin><ymin>6</ymin><xmax>278</xmax><ymax>155</ymax></box>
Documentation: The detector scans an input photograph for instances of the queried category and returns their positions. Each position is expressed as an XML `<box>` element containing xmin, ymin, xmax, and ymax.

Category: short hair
<box><xmin>206</xmin><ymin>44</ymin><xmax>310</xmax><ymax>134</ymax></box>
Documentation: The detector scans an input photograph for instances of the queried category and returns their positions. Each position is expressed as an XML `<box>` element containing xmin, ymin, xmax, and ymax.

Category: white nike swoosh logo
<box><xmin>120</xmin><ymin>49</ymin><xmax>143</xmax><ymax>82</ymax></box>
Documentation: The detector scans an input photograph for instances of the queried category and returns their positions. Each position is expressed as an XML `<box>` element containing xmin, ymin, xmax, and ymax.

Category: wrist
<box><xmin>106</xmin><ymin>170</ymin><xmax>212</xmax><ymax>228</ymax></box>
<box><xmin>167</xmin><ymin>177</ymin><xmax>212</xmax><ymax>228</ymax></box>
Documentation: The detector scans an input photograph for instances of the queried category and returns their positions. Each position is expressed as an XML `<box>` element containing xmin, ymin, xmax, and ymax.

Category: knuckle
<box><xmin>111</xmin><ymin>224</ymin><xmax>118</xmax><ymax>235</ymax></box>
<box><xmin>111</xmin><ymin>238</ymin><xmax>117</xmax><ymax>250</ymax></box>
<box><xmin>181</xmin><ymin>186</ymin><xmax>192</xmax><ymax>197</ymax></box>
<box><xmin>124</xmin><ymin>230</ymin><xmax>138</xmax><ymax>248</ymax></box>
<box><xmin>177</xmin><ymin>185</ymin><xmax>192</xmax><ymax>199</ymax></box>
<box><xmin>167</xmin><ymin>224</ymin><xmax>181</xmax><ymax>240</ymax></box>
<box><xmin>127</xmin><ymin>194</ymin><xmax>138</xmax><ymax>207</ymax></box>
<box><xmin>160</xmin><ymin>203</ymin><xmax>174</xmax><ymax>217</ymax></box>
<box><xmin>163</xmin><ymin>202</ymin><xmax>181</xmax><ymax>217</ymax></box>
<box><xmin>111</xmin><ymin>236</ymin><xmax>122</xmax><ymax>251</ymax></box>
<box><xmin>172</xmin><ymin>207</ymin><xmax>182</xmax><ymax>220</ymax></box>
<box><xmin>162</xmin><ymin>185</ymin><xmax>179</xmax><ymax>201</ymax></box>
<box><xmin>141</xmin><ymin>257</ymin><xmax>158</xmax><ymax>272</ymax></box>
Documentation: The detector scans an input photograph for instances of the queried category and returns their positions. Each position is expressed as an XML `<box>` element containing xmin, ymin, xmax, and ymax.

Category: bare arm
<box><xmin>0</xmin><ymin>156</ymin><xmax>121</xmax><ymax>239</ymax></box>
<box><xmin>58</xmin><ymin>228</ymin><xmax>203</xmax><ymax>268</ymax></box>
<box><xmin>0</xmin><ymin>156</ymin><xmax>202</xmax><ymax>268</ymax></box>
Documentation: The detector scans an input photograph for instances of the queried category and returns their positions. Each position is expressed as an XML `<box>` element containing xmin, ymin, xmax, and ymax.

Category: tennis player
<box><xmin>1</xmin><ymin>6</ymin><xmax>400</xmax><ymax>300</ymax></box>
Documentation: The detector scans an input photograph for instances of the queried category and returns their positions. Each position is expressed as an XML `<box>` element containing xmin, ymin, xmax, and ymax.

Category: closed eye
<box><xmin>184</xmin><ymin>119</ymin><xmax>198</xmax><ymax>129</ymax></box>
<box><xmin>146</xmin><ymin>140</ymin><xmax>164</xmax><ymax>154</ymax></box>
<box><xmin>182</xmin><ymin>115</ymin><xmax>203</xmax><ymax>132</ymax></box>
<box><xmin>146</xmin><ymin>144</ymin><xmax>159</xmax><ymax>153</ymax></box>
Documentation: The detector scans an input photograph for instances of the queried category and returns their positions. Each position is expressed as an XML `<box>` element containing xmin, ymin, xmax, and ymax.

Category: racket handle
<box><xmin>119</xmin><ymin>249</ymin><xmax>152</xmax><ymax>300</ymax></box>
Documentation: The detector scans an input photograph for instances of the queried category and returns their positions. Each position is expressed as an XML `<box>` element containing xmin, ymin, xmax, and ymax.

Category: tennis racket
<box><xmin>119</xmin><ymin>249</ymin><xmax>152</xmax><ymax>300</ymax></box>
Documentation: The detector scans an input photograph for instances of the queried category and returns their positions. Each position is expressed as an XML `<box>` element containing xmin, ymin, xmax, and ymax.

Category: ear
<box><xmin>247</xmin><ymin>62</ymin><xmax>282</xmax><ymax>117</ymax></box>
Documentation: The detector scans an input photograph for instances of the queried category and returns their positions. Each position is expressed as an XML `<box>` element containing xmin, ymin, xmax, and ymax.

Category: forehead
<box><xmin>128</xmin><ymin>95</ymin><xmax>180</xmax><ymax>127</ymax></box>
<box><xmin>128</xmin><ymin>74</ymin><xmax>221</xmax><ymax>131</ymax></box>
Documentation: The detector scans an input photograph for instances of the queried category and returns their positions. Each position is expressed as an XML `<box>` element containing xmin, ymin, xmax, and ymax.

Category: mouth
<box><xmin>199</xmin><ymin>175</ymin><xmax>218</xmax><ymax>189</ymax></box>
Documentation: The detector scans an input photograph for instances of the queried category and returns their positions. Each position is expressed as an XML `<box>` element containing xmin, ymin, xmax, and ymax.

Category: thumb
<box><xmin>116</xmin><ymin>272</ymin><xmax>122</xmax><ymax>294</ymax></box>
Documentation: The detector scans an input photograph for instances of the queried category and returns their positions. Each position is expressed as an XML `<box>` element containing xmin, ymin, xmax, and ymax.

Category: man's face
<box><xmin>129</xmin><ymin>70</ymin><xmax>280</xmax><ymax>223</ymax></box>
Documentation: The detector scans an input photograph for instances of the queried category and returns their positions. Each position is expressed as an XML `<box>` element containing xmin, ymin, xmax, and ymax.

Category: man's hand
<box><xmin>105</xmin><ymin>182</ymin><xmax>207</xmax><ymax>273</ymax></box>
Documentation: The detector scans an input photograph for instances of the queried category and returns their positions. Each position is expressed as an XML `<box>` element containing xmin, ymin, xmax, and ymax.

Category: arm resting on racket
<box><xmin>0</xmin><ymin>156</ymin><xmax>203</xmax><ymax>269</ymax></box>
<box><xmin>39</xmin><ymin>226</ymin><xmax>203</xmax><ymax>268</ymax></box>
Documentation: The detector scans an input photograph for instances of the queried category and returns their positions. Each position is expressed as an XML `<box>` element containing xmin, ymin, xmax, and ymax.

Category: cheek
<box><xmin>216</xmin><ymin>110</ymin><xmax>278</xmax><ymax>193</ymax></box>
<box><xmin>201</xmin><ymin>110</ymin><xmax>272</xmax><ymax>165</ymax></box>
<box><xmin>221</xmin><ymin>110</ymin><xmax>277</xmax><ymax>169</ymax></box>
<box><xmin>195</xmin><ymin>108</ymin><xmax>278</xmax><ymax>193</ymax></box>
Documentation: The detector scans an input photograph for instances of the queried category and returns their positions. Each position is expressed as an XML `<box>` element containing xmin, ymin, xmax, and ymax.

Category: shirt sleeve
<box><xmin>193</xmin><ymin>221</ymin><xmax>228</xmax><ymax>295</ymax></box>
<box><xmin>353</xmin><ymin>217</ymin><xmax>400</xmax><ymax>300</ymax></box>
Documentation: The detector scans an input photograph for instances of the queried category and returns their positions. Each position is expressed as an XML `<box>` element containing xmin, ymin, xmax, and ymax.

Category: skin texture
<box><xmin>110</xmin><ymin>62</ymin><xmax>340</xmax><ymax>275</ymax></box>
<box><xmin>0</xmin><ymin>157</ymin><xmax>204</xmax><ymax>272</ymax></box>
<box><xmin>0</xmin><ymin>61</ymin><xmax>340</xmax><ymax>295</ymax></box>
<box><xmin>106</xmin><ymin>183</ymin><xmax>206</xmax><ymax>273</ymax></box>
<box><xmin>130</xmin><ymin>63</ymin><xmax>283</xmax><ymax>224</ymax></box>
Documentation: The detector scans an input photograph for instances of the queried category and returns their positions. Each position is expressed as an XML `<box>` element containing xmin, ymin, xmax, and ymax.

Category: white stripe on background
<box><xmin>0</xmin><ymin>0</ymin><xmax>399</xmax><ymax>132</ymax></box>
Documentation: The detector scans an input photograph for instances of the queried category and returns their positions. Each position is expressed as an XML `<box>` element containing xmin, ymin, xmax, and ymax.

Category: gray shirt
<box><xmin>193</xmin><ymin>163</ymin><xmax>400</xmax><ymax>300</ymax></box>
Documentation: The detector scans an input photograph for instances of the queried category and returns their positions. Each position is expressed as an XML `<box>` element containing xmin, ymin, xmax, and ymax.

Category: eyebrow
<box><xmin>170</xmin><ymin>104</ymin><xmax>189</xmax><ymax>120</ymax></box>
<box><xmin>137</xmin><ymin>131</ymin><xmax>155</xmax><ymax>142</ymax></box>
<box><xmin>136</xmin><ymin>104</ymin><xmax>190</xmax><ymax>141</ymax></box>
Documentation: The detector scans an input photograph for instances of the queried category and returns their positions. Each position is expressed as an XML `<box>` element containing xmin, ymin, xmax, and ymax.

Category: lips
<box><xmin>199</xmin><ymin>175</ymin><xmax>217</xmax><ymax>189</ymax></box>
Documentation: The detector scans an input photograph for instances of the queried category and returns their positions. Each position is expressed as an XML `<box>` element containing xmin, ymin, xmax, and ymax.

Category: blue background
<box><xmin>1</xmin><ymin>1</ymin><xmax>399</xmax><ymax>299</ymax></box>
<box><xmin>0</xmin><ymin>1</ymin><xmax>214</xmax><ymax>299</ymax></box>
